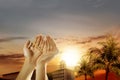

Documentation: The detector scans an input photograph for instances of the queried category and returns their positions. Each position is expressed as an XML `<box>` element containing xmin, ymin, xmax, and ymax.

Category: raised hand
<box><xmin>23</xmin><ymin>35</ymin><xmax>45</xmax><ymax>65</ymax></box>
<box><xmin>16</xmin><ymin>35</ymin><xmax>45</xmax><ymax>80</ymax></box>
<box><xmin>36</xmin><ymin>36</ymin><xmax>58</xmax><ymax>80</ymax></box>
<box><xmin>16</xmin><ymin>35</ymin><xmax>58</xmax><ymax>80</ymax></box>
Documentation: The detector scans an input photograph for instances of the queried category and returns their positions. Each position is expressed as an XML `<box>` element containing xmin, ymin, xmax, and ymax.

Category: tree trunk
<box><xmin>105</xmin><ymin>63</ymin><xmax>110</xmax><ymax>80</ymax></box>
<box><xmin>92</xmin><ymin>75</ymin><xmax>95</xmax><ymax>80</ymax></box>
<box><xmin>85</xmin><ymin>74</ymin><xmax>87</xmax><ymax>80</ymax></box>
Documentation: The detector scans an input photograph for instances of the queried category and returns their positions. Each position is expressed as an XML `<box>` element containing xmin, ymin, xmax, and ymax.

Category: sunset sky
<box><xmin>0</xmin><ymin>0</ymin><xmax>120</xmax><ymax>75</ymax></box>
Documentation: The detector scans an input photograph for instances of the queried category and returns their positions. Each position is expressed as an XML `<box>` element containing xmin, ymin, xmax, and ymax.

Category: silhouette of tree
<box><xmin>76</xmin><ymin>58</ymin><xmax>94</xmax><ymax>80</ymax></box>
<box><xmin>88</xmin><ymin>35</ymin><xmax>120</xmax><ymax>80</ymax></box>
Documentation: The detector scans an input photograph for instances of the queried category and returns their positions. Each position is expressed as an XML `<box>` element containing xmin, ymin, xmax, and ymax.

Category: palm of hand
<box><xmin>23</xmin><ymin>40</ymin><xmax>43</xmax><ymax>65</ymax></box>
<box><xmin>23</xmin><ymin>35</ymin><xmax>58</xmax><ymax>64</ymax></box>
<box><xmin>23</xmin><ymin>40</ymin><xmax>33</xmax><ymax>58</ymax></box>
<box><xmin>39</xmin><ymin>48</ymin><xmax>58</xmax><ymax>63</ymax></box>
<box><xmin>37</xmin><ymin>36</ymin><xmax>58</xmax><ymax>63</ymax></box>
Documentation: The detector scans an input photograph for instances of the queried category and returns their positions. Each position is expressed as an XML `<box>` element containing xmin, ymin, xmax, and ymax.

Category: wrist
<box><xmin>16</xmin><ymin>59</ymin><xmax>35</xmax><ymax>80</ymax></box>
<box><xmin>25</xmin><ymin>58</ymin><xmax>36</xmax><ymax>66</ymax></box>
<box><xmin>36</xmin><ymin>62</ymin><xmax>47</xmax><ymax>80</ymax></box>
<box><xmin>36</xmin><ymin>61</ymin><xmax>46</xmax><ymax>67</ymax></box>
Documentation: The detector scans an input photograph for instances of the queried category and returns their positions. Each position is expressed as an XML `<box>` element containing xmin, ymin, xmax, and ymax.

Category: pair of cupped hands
<box><xmin>24</xmin><ymin>35</ymin><xmax>58</xmax><ymax>65</ymax></box>
<box><xmin>16</xmin><ymin>35</ymin><xmax>58</xmax><ymax>80</ymax></box>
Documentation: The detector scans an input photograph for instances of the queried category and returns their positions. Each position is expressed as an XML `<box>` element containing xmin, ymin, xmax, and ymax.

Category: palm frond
<box><xmin>111</xmin><ymin>63</ymin><xmax>120</xmax><ymax>69</ymax></box>
<box><xmin>111</xmin><ymin>67</ymin><xmax>120</xmax><ymax>75</ymax></box>
<box><xmin>92</xmin><ymin>63</ymin><xmax>105</xmax><ymax>70</ymax></box>
<box><xmin>76</xmin><ymin>59</ymin><xmax>94</xmax><ymax>77</ymax></box>
<box><xmin>88</xmin><ymin>47</ymin><xmax>102</xmax><ymax>55</ymax></box>
<box><xmin>93</xmin><ymin>57</ymin><xmax>105</xmax><ymax>65</ymax></box>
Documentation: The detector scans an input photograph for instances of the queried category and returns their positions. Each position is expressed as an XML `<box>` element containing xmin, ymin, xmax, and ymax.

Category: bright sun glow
<box><xmin>61</xmin><ymin>46</ymin><xmax>81</xmax><ymax>68</ymax></box>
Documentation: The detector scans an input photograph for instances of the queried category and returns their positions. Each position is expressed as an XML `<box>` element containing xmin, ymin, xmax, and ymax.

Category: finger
<box><xmin>47</xmin><ymin>36</ymin><xmax>53</xmax><ymax>50</ymax></box>
<box><xmin>43</xmin><ymin>40</ymin><xmax>47</xmax><ymax>53</ymax></box>
<box><xmin>50</xmin><ymin>37</ymin><xmax>58</xmax><ymax>53</ymax></box>
<box><xmin>35</xmin><ymin>35</ymin><xmax>42</xmax><ymax>47</ymax></box>
<box><xmin>48</xmin><ymin>36</ymin><xmax>57</xmax><ymax>50</ymax></box>
<box><xmin>40</xmin><ymin>41</ymin><xmax>45</xmax><ymax>51</ymax></box>
<box><xmin>34</xmin><ymin>36</ymin><xmax>40</xmax><ymax>47</ymax></box>
<box><xmin>28</xmin><ymin>41</ymin><xmax>33</xmax><ymax>49</ymax></box>
<box><xmin>44</xmin><ymin>36</ymin><xmax>49</xmax><ymax>54</ymax></box>
<box><xmin>32</xmin><ymin>36</ymin><xmax>39</xmax><ymax>48</ymax></box>
<box><xmin>38</xmin><ymin>36</ymin><xmax>44</xmax><ymax>47</ymax></box>
<box><xmin>46</xmin><ymin>36</ymin><xmax>51</xmax><ymax>51</ymax></box>
<box><xmin>37</xmin><ymin>36</ymin><xmax>45</xmax><ymax>53</ymax></box>
<box><xmin>24</xmin><ymin>40</ymin><xmax>30</xmax><ymax>48</ymax></box>
<box><xmin>39</xmin><ymin>36</ymin><xmax>44</xmax><ymax>48</ymax></box>
<box><xmin>31</xmin><ymin>41</ymin><xmax>35</xmax><ymax>50</ymax></box>
<box><xmin>29</xmin><ymin>42</ymin><xmax>33</xmax><ymax>50</ymax></box>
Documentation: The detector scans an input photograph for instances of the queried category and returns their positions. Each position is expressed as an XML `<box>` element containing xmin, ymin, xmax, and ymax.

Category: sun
<box><xmin>61</xmin><ymin>46</ymin><xmax>81</xmax><ymax>68</ymax></box>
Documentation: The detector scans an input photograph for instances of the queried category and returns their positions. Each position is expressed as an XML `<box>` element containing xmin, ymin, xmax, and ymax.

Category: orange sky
<box><xmin>0</xmin><ymin>34</ymin><xmax>120</xmax><ymax>75</ymax></box>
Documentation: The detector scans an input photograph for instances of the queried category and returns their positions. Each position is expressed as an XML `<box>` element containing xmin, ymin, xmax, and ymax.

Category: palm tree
<box><xmin>76</xmin><ymin>59</ymin><xmax>94</xmax><ymax>80</ymax></box>
<box><xmin>88</xmin><ymin>35</ymin><xmax>120</xmax><ymax>80</ymax></box>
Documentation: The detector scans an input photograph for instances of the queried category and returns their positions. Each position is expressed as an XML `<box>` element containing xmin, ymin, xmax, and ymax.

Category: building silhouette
<box><xmin>50</xmin><ymin>68</ymin><xmax>74</xmax><ymax>80</ymax></box>
<box><xmin>48</xmin><ymin>60</ymin><xmax>74</xmax><ymax>80</ymax></box>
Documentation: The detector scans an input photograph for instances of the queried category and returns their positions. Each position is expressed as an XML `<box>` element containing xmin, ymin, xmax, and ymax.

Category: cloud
<box><xmin>0</xmin><ymin>37</ymin><xmax>28</xmax><ymax>43</ymax></box>
<box><xmin>87</xmin><ymin>0</ymin><xmax>107</xmax><ymax>8</ymax></box>
<box><xmin>89</xmin><ymin>35</ymin><xmax>107</xmax><ymax>40</ymax></box>
<box><xmin>0</xmin><ymin>0</ymin><xmax>59</xmax><ymax>8</ymax></box>
<box><xmin>76</xmin><ymin>35</ymin><xmax>107</xmax><ymax>44</ymax></box>
<box><xmin>0</xmin><ymin>54</ymin><xmax>24</xmax><ymax>59</ymax></box>
<box><xmin>0</xmin><ymin>54</ymin><xmax>24</xmax><ymax>64</ymax></box>
<box><xmin>76</xmin><ymin>40</ymin><xmax>92</xmax><ymax>44</ymax></box>
<box><xmin>0</xmin><ymin>0</ymin><xmax>120</xmax><ymax>37</ymax></box>
<box><xmin>54</xmin><ymin>34</ymin><xmax>107</xmax><ymax>45</ymax></box>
